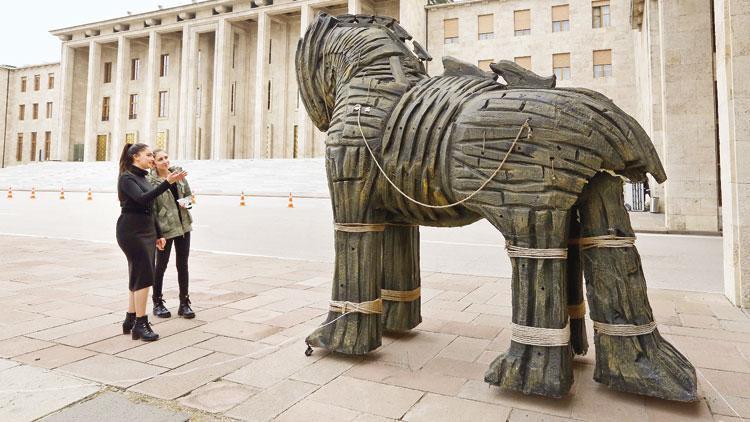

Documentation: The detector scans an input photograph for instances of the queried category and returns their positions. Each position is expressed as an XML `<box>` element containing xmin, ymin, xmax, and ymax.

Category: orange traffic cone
<box><xmin>30</xmin><ymin>187</ymin><xmax>36</xmax><ymax>199</ymax></box>
<box><xmin>191</xmin><ymin>192</ymin><xmax>196</xmax><ymax>203</ymax></box>
<box><xmin>59</xmin><ymin>187</ymin><xmax>65</xmax><ymax>200</ymax></box>
<box><xmin>240</xmin><ymin>192</ymin><xmax>246</xmax><ymax>207</ymax></box>
<box><xmin>287</xmin><ymin>193</ymin><xmax>294</xmax><ymax>208</ymax></box>
<box><xmin>6</xmin><ymin>187</ymin><xmax>12</xmax><ymax>199</ymax></box>
<box><xmin>86</xmin><ymin>188</ymin><xmax>93</xmax><ymax>201</ymax></box>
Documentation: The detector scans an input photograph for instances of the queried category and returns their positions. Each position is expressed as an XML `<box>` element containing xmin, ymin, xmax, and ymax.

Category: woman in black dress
<box><xmin>117</xmin><ymin>143</ymin><xmax>186</xmax><ymax>341</ymax></box>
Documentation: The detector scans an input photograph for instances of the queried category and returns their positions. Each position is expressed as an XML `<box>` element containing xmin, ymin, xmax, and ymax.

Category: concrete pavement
<box><xmin>0</xmin><ymin>235</ymin><xmax>747</xmax><ymax>421</ymax></box>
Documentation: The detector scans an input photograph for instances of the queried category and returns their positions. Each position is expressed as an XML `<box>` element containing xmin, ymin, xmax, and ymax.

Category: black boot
<box><xmin>152</xmin><ymin>297</ymin><xmax>171</xmax><ymax>318</ymax></box>
<box><xmin>122</xmin><ymin>312</ymin><xmax>136</xmax><ymax>334</ymax></box>
<box><xmin>178</xmin><ymin>296</ymin><xmax>195</xmax><ymax>319</ymax></box>
<box><xmin>132</xmin><ymin>316</ymin><xmax>159</xmax><ymax>341</ymax></box>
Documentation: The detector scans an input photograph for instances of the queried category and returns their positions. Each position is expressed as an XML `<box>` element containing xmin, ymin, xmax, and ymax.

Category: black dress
<box><xmin>117</xmin><ymin>166</ymin><xmax>171</xmax><ymax>291</ymax></box>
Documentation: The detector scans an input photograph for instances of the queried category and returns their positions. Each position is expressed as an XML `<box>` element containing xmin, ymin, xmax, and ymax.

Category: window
<box><xmin>48</xmin><ymin>73</ymin><xmax>55</xmax><ymax>89</ymax></box>
<box><xmin>552</xmin><ymin>5</ymin><xmax>570</xmax><ymax>32</ymax></box>
<box><xmin>131</xmin><ymin>58</ymin><xmax>140</xmax><ymax>80</ymax></box>
<box><xmin>18</xmin><ymin>104</ymin><xmax>25</xmax><ymax>121</ymax></box>
<box><xmin>104</xmin><ymin>62</ymin><xmax>112</xmax><ymax>83</ymax></box>
<box><xmin>32</xmin><ymin>103</ymin><xmax>39</xmax><ymax>120</ymax></box>
<box><xmin>269</xmin><ymin>39</ymin><xmax>272</xmax><ymax>64</ymax></box>
<box><xmin>34</xmin><ymin>74</ymin><xmax>40</xmax><ymax>91</ymax></box>
<box><xmin>514</xmin><ymin>56</ymin><xmax>532</xmax><ymax>71</ymax></box>
<box><xmin>230</xmin><ymin>82</ymin><xmax>236</xmax><ymax>114</ymax></box>
<box><xmin>158</xmin><ymin>91</ymin><xmax>168</xmax><ymax>118</ymax></box>
<box><xmin>553</xmin><ymin>53</ymin><xmax>571</xmax><ymax>80</ymax></box>
<box><xmin>514</xmin><ymin>10</ymin><xmax>531</xmax><ymax>36</ymax></box>
<box><xmin>102</xmin><ymin>97</ymin><xmax>110</xmax><ymax>121</ymax></box>
<box><xmin>30</xmin><ymin>132</ymin><xmax>37</xmax><ymax>161</ymax></box>
<box><xmin>16</xmin><ymin>134</ymin><xmax>23</xmax><ymax>162</ymax></box>
<box><xmin>444</xmin><ymin>18</ymin><xmax>458</xmax><ymax>44</ymax></box>
<box><xmin>232</xmin><ymin>33</ymin><xmax>239</xmax><ymax>69</ymax></box>
<box><xmin>46</xmin><ymin>102</ymin><xmax>53</xmax><ymax>119</ymax></box>
<box><xmin>478</xmin><ymin>60</ymin><xmax>493</xmax><ymax>71</ymax></box>
<box><xmin>267</xmin><ymin>80</ymin><xmax>271</xmax><ymax>110</ymax></box>
<box><xmin>44</xmin><ymin>132</ymin><xmax>51</xmax><ymax>160</ymax></box>
<box><xmin>478</xmin><ymin>14</ymin><xmax>494</xmax><ymax>40</ymax></box>
<box><xmin>593</xmin><ymin>1</ymin><xmax>610</xmax><ymax>28</ymax></box>
<box><xmin>195</xmin><ymin>86</ymin><xmax>201</xmax><ymax>117</ymax></box>
<box><xmin>20</xmin><ymin>77</ymin><xmax>27</xmax><ymax>92</ymax></box>
<box><xmin>129</xmin><ymin>94</ymin><xmax>138</xmax><ymax>119</ymax></box>
<box><xmin>593</xmin><ymin>49</ymin><xmax>612</xmax><ymax>77</ymax></box>
<box><xmin>160</xmin><ymin>54</ymin><xmax>169</xmax><ymax>77</ymax></box>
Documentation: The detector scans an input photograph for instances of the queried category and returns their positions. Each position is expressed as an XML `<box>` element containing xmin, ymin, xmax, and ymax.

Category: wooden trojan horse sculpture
<box><xmin>296</xmin><ymin>13</ymin><xmax>698</xmax><ymax>401</ymax></box>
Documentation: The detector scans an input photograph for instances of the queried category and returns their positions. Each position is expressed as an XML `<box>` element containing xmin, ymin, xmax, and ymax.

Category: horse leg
<box><xmin>484</xmin><ymin>207</ymin><xmax>574</xmax><ymax>398</ymax></box>
<box><xmin>577</xmin><ymin>172</ymin><xmax>698</xmax><ymax>401</ymax></box>
<box><xmin>305</xmin><ymin>146</ymin><xmax>384</xmax><ymax>355</ymax></box>
<box><xmin>381</xmin><ymin>224</ymin><xmax>422</xmax><ymax>332</ymax></box>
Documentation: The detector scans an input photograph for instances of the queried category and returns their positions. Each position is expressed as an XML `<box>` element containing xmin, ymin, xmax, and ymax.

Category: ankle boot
<box><xmin>122</xmin><ymin>312</ymin><xmax>136</xmax><ymax>334</ymax></box>
<box><xmin>178</xmin><ymin>296</ymin><xmax>195</xmax><ymax>319</ymax></box>
<box><xmin>132</xmin><ymin>316</ymin><xmax>159</xmax><ymax>341</ymax></box>
<box><xmin>152</xmin><ymin>297</ymin><xmax>171</xmax><ymax>318</ymax></box>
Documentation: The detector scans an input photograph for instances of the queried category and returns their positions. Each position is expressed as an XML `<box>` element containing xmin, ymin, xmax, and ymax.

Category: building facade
<box><xmin>0</xmin><ymin>63</ymin><xmax>60</xmax><ymax>168</ymax></box>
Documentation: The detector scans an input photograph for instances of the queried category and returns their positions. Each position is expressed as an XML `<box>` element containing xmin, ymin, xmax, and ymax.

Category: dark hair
<box><xmin>119</xmin><ymin>143</ymin><xmax>149</xmax><ymax>174</ymax></box>
<box><xmin>152</xmin><ymin>149</ymin><xmax>167</xmax><ymax>158</ymax></box>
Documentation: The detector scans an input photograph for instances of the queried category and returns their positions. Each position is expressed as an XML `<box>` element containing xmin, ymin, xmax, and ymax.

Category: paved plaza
<box><xmin>0</xmin><ymin>235</ymin><xmax>748</xmax><ymax>421</ymax></box>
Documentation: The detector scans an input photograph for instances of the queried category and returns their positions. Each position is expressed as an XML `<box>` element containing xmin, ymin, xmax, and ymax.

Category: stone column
<box><xmin>253</xmin><ymin>11</ymin><xmax>269</xmax><ymax>158</ymax></box>
<box><xmin>82</xmin><ymin>40</ymin><xmax>101</xmax><ymax>162</ymax></box>
<box><xmin>714</xmin><ymin>0</ymin><xmax>750</xmax><ymax>308</ymax></box>
<box><xmin>144</xmin><ymin>30</ymin><xmax>162</xmax><ymax>147</ymax></box>
<box><xmin>177</xmin><ymin>25</ymin><xmax>191</xmax><ymax>160</ymax></box>
<box><xmin>111</xmin><ymin>35</ymin><xmax>130</xmax><ymax>161</ymax></box>
<box><xmin>298</xmin><ymin>4</ymin><xmax>316</xmax><ymax>158</ymax></box>
<box><xmin>182</xmin><ymin>29</ymin><xmax>200</xmax><ymax>160</ymax></box>
<box><xmin>348</xmin><ymin>0</ymin><xmax>362</xmax><ymax>15</ymax></box>
<box><xmin>211</xmin><ymin>19</ymin><xmax>232</xmax><ymax>160</ymax></box>
<box><xmin>56</xmin><ymin>44</ymin><xmax>75</xmax><ymax>161</ymax></box>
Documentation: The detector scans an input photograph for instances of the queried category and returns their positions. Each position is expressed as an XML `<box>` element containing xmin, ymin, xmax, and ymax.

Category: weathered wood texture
<box><xmin>484</xmin><ymin>208</ymin><xmax>573</xmax><ymax>398</ymax></box>
<box><xmin>296</xmin><ymin>12</ymin><xmax>696</xmax><ymax>401</ymax></box>
<box><xmin>381</xmin><ymin>225</ymin><xmax>421</xmax><ymax>331</ymax></box>
<box><xmin>578</xmin><ymin>173</ymin><xmax>698</xmax><ymax>401</ymax></box>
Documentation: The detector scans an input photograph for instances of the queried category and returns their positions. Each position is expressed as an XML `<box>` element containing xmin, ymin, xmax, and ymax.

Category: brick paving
<box><xmin>0</xmin><ymin>234</ymin><xmax>748</xmax><ymax>421</ymax></box>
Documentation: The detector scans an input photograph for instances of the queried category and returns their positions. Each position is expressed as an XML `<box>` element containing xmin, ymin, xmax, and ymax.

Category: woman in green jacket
<box><xmin>148</xmin><ymin>149</ymin><xmax>196</xmax><ymax>319</ymax></box>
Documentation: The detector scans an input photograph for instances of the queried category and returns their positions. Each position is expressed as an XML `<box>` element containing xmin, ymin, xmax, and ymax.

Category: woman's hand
<box><xmin>166</xmin><ymin>170</ymin><xmax>187</xmax><ymax>184</ymax></box>
<box><xmin>156</xmin><ymin>238</ymin><xmax>166</xmax><ymax>251</ymax></box>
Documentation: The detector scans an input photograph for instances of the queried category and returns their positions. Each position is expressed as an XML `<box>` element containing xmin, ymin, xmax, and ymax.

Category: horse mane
<box><xmin>334</xmin><ymin>14</ymin><xmax>433</xmax><ymax>62</ymax></box>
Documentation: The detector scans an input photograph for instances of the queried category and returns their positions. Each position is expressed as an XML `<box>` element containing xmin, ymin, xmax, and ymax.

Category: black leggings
<box><xmin>153</xmin><ymin>232</ymin><xmax>191</xmax><ymax>301</ymax></box>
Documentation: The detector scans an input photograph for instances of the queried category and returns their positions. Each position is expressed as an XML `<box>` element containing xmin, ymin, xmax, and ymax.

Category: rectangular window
<box><xmin>158</xmin><ymin>91</ymin><xmax>168</xmax><ymax>118</ymax></box>
<box><xmin>32</xmin><ymin>103</ymin><xmax>38</xmax><ymax>120</ymax></box>
<box><xmin>592</xmin><ymin>1</ymin><xmax>611</xmax><ymax>28</ymax></box>
<box><xmin>478</xmin><ymin>14</ymin><xmax>494</xmax><ymax>40</ymax></box>
<box><xmin>34</xmin><ymin>74</ymin><xmax>40</xmax><ymax>91</ymax></box>
<box><xmin>46</xmin><ymin>102</ymin><xmax>53</xmax><ymax>119</ymax></box>
<box><xmin>478</xmin><ymin>60</ymin><xmax>493</xmax><ymax>71</ymax></box>
<box><xmin>232</xmin><ymin>33</ymin><xmax>239</xmax><ymax>69</ymax></box>
<box><xmin>47</xmin><ymin>73</ymin><xmax>55</xmax><ymax>89</ymax></box>
<box><xmin>267</xmin><ymin>80</ymin><xmax>271</xmax><ymax>110</ymax></box>
<box><xmin>104</xmin><ymin>62</ymin><xmax>112</xmax><ymax>83</ymax></box>
<box><xmin>196</xmin><ymin>86</ymin><xmax>202</xmax><ymax>117</ymax></box>
<box><xmin>44</xmin><ymin>132</ymin><xmax>51</xmax><ymax>160</ymax></box>
<box><xmin>18</xmin><ymin>104</ymin><xmax>25</xmax><ymax>121</ymax></box>
<box><xmin>444</xmin><ymin>18</ymin><xmax>458</xmax><ymax>44</ymax></box>
<box><xmin>20</xmin><ymin>77</ymin><xmax>27</xmax><ymax>92</ymax></box>
<box><xmin>30</xmin><ymin>132</ymin><xmax>37</xmax><ymax>161</ymax></box>
<box><xmin>129</xmin><ymin>94</ymin><xmax>138</xmax><ymax>119</ymax></box>
<box><xmin>230</xmin><ymin>82</ymin><xmax>236</xmax><ymax>114</ymax></box>
<box><xmin>160</xmin><ymin>54</ymin><xmax>169</xmax><ymax>77</ymax></box>
<box><xmin>269</xmin><ymin>39</ymin><xmax>272</xmax><ymax>64</ymax></box>
<box><xmin>593</xmin><ymin>49</ymin><xmax>612</xmax><ymax>77</ymax></box>
<box><xmin>552</xmin><ymin>5</ymin><xmax>570</xmax><ymax>32</ymax></box>
<box><xmin>16</xmin><ymin>133</ymin><xmax>23</xmax><ymax>162</ymax></box>
<box><xmin>553</xmin><ymin>53</ymin><xmax>571</xmax><ymax>80</ymax></box>
<box><xmin>514</xmin><ymin>56</ymin><xmax>532</xmax><ymax>71</ymax></box>
<box><xmin>101</xmin><ymin>97</ymin><xmax>110</xmax><ymax>121</ymax></box>
<box><xmin>514</xmin><ymin>9</ymin><xmax>531</xmax><ymax>36</ymax></box>
<box><xmin>131</xmin><ymin>58</ymin><xmax>140</xmax><ymax>80</ymax></box>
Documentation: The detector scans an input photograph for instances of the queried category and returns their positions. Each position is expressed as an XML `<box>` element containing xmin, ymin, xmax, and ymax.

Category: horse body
<box><xmin>296</xmin><ymin>13</ymin><xmax>697</xmax><ymax>401</ymax></box>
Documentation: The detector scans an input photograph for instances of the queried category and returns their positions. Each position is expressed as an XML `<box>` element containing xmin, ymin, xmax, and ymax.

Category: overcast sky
<box><xmin>0</xmin><ymin>1</ymin><xmax>190</xmax><ymax>67</ymax></box>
